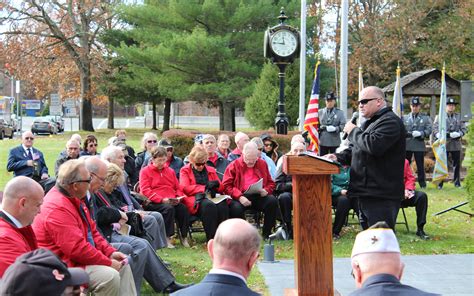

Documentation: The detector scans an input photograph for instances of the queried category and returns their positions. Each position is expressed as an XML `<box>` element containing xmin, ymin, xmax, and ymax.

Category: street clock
<box><xmin>264</xmin><ymin>10</ymin><xmax>300</xmax><ymax>63</ymax></box>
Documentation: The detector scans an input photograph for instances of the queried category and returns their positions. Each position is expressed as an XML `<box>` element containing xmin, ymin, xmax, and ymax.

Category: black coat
<box><xmin>337</xmin><ymin>107</ymin><xmax>406</xmax><ymax>201</ymax></box>
<box><xmin>93</xmin><ymin>190</ymin><xmax>122</xmax><ymax>242</ymax></box>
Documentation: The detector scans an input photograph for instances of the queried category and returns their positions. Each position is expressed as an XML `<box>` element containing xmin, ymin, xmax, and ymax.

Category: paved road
<box><xmin>15</xmin><ymin>116</ymin><xmax>251</xmax><ymax>132</ymax></box>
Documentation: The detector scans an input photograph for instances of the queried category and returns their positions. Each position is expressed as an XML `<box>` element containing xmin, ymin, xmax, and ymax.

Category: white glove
<box><xmin>412</xmin><ymin>131</ymin><xmax>422</xmax><ymax>138</ymax></box>
<box><xmin>326</xmin><ymin>125</ymin><xmax>337</xmax><ymax>133</ymax></box>
<box><xmin>450</xmin><ymin>132</ymin><xmax>461</xmax><ymax>139</ymax></box>
<box><xmin>435</xmin><ymin>132</ymin><xmax>440</xmax><ymax>139</ymax></box>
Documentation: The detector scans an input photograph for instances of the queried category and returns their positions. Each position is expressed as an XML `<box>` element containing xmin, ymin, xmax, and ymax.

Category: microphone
<box><xmin>342</xmin><ymin>112</ymin><xmax>359</xmax><ymax>140</ymax></box>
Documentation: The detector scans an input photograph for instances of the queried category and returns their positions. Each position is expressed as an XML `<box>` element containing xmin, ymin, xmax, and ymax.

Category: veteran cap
<box><xmin>351</xmin><ymin>227</ymin><xmax>400</xmax><ymax>258</ymax></box>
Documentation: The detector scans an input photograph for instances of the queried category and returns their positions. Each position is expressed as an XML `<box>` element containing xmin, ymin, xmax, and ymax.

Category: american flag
<box><xmin>303</xmin><ymin>59</ymin><xmax>321</xmax><ymax>153</ymax></box>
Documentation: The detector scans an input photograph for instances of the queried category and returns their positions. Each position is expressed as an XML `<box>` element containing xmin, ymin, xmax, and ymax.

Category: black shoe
<box><xmin>454</xmin><ymin>183</ymin><xmax>461</xmax><ymax>188</ymax></box>
<box><xmin>333</xmin><ymin>233</ymin><xmax>341</xmax><ymax>240</ymax></box>
<box><xmin>437</xmin><ymin>184</ymin><xmax>443</xmax><ymax>190</ymax></box>
<box><xmin>420</xmin><ymin>184</ymin><xmax>426</xmax><ymax>189</ymax></box>
<box><xmin>416</xmin><ymin>230</ymin><xmax>430</xmax><ymax>240</ymax></box>
<box><xmin>163</xmin><ymin>282</ymin><xmax>193</xmax><ymax>293</ymax></box>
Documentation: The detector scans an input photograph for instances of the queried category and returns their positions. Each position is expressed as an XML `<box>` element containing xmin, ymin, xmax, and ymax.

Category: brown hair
<box><xmin>188</xmin><ymin>146</ymin><xmax>208</xmax><ymax>164</ymax></box>
<box><xmin>84</xmin><ymin>135</ymin><xmax>98</xmax><ymax>151</ymax></box>
<box><xmin>150</xmin><ymin>146</ymin><xmax>167</xmax><ymax>159</ymax></box>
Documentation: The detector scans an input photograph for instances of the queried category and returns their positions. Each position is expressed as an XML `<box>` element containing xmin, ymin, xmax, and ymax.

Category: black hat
<box><xmin>446</xmin><ymin>97</ymin><xmax>458</xmax><ymax>105</ymax></box>
<box><xmin>158</xmin><ymin>139</ymin><xmax>173</xmax><ymax>148</ymax></box>
<box><xmin>0</xmin><ymin>248</ymin><xmax>89</xmax><ymax>296</ymax></box>
<box><xmin>325</xmin><ymin>92</ymin><xmax>336</xmax><ymax>101</ymax></box>
<box><xmin>411</xmin><ymin>97</ymin><xmax>421</xmax><ymax>105</ymax></box>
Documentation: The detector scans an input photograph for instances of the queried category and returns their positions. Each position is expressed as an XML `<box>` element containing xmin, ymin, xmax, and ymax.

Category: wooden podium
<box><xmin>283</xmin><ymin>153</ymin><xmax>340</xmax><ymax>295</ymax></box>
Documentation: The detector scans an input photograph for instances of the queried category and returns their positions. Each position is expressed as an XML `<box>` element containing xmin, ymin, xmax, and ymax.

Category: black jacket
<box><xmin>337</xmin><ymin>107</ymin><xmax>406</xmax><ymax>201</ymax></box>
<box><xmin>93</xmin><ymin>190</ymin><xmax>122</xmax><ymax>242</ymax></box>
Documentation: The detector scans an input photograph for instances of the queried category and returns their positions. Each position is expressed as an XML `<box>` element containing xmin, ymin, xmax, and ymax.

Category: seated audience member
<box><xmin>80</xmin><ymin>135</ymin><xmax>99</xmax><ymax>156</ymax></box>
<box><xmin>171</xmin><ymin>219</ymin><xmax>261</xmax><ymax>296</ymax></box>
<box><xmin>402</xmin><ymin>159</ymin><xmax>429</xmax><ymax>240</ymax></box>
<box><xmin>58</xmin><ymin>133</ymin><xmax>84</xmax><ymax>158</ymax></box>
<box><xmin>115</xmin><ymin>142</ymin><xmax>139</xmax><ymax>188</ymax></box>
<box><xmin>349</xmin><ymin>222</ymin><xmax>440</xmax><ymax>296</ymax></box>
<box><xmin>140</xmin><ymin>146</ymin><xmax>191</xmax><ymax>248</ymax></box>
<box><xmin>261</xmin><ymin>134</ymin><xmax>282</xmax><ymax>164</ymax></box>
<box><xmin>115</xmin><ymin>129</ymin><xmax>136</xmax><ymax>159</ymax></box>
<box><xmin>32</xmin><ymin>159</ymin><xmax>136</xmax><ymax>296</ymax></box>
<box><xmin>0</xmin><ymin>248</ymin><xmax>89</xmax><ymax>296</ymax></box>
<box><xmin>0</xmin><ymin>176</ymin><xmax>44</xmax><ymax>277</ymax></box>
<box><xmin>7</xmin><ymin>131</ymin><xmax>49</xmax><ymax>181</ymax></box>
<box><xmin>216</xmin><ymin>134</ymin><xmax>232</xmax><ymax>159</ymax></box>
<box><xmin>274</xmin><ymin>142</ymin><xmax>306</xmax><ymax>239</ymax></box>
<box><xmin>159</xmin><ymin>139</ymin><xmax>184</xmax><ymax>180</ymax></box>
<box><xmin>101</xmin><ymin>145</ymin><xmax>167</xmax><ymax>249</ymax></box>
<box><xmin>180</xmin><ymin>146</ymin><xmax>230</xmax><ymax>241</ymax></box>
<box><xmin>202</xmin><ymin>134</ymin><xmax>229</xmax><ymax>180</ymax></box>
<box><xmin>227</xmin><ymin>132</ymin><xmax>250</xmax><ymax>162</ymax></box>
<box><xmin>250</xmin><ymin>137</ymin><xmax>276</xmax><ymax>180</ymax></box>
<box><xmin>55</xmin><ymin>139</ymin><xmax>81</xmax><ymax>176</ymax></box>
<box><xmin>135</xmin><ymin>132</ymin><xmax>158</xmax><ymax>174</ymax></box>
<box><xmin>222</xmin><ymin>142</ymin><xmax>278</xmax><ymax>239</ymax></box>
<box><xmin>94</xmin><ymin>161</ymin><xmax>191</xmax><ymax>294</ymax></box>
<box><xmin>291</xmin><ymin>134</ymin><xmax>306</xmax><ymax>146</ymax></box>
<box><xmin>331</xmin><ymin>157</ymin><xmax>359</xmax><ymax>239</ymax></box>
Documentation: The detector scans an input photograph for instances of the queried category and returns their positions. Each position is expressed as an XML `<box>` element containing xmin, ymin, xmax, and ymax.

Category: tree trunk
<box><xmin>80</xmin><ymin>61</ymin><xmax>94</xmax><ymax>131</ymax></box>
<box><xmin>163</xmin><ymin>98</ymin><xmax>171</xmax><ymax>131</ymax></box>
<box><xmin>218</xmin><ymin>101</ymin><xmax>224</xmax><ymax>130</ymax></box>
<box><xmin>107</xmin><ymin>96</ymin><xmax>114</xmax><ymax>129</ymax></box>
<box><xmin>223</xmin><ymin>101</ymin><xmax>234</xmax><ymax>131</ymax></box>
<box><xmin>152</xmin><ymin>98</ymin><xmax>157</xmax><ymax>130</ymax></box>
<box><xmin>231</xmin><ymin>105</ymin><xmax>236</xmax><ymax>132</ymax></box>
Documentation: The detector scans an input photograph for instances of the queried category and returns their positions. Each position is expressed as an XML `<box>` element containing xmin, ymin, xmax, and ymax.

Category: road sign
<box><xmin>50</xmin><ymin>93</ymin><xmax>62</xmax><ymax>115</ymax></box>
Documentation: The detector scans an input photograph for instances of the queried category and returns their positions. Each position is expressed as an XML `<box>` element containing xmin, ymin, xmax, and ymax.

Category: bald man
<box><xmin>7</xmin><ymin>131</ymin><xmax>49</xmax><ymax>181</ymax></box>
<box><xmin>329</xmin><ymin>86</ymin><xmax>406</xmax><ymax>230</ymax></box>
<box><xmin>172</xmin><ymin>219</ymin><xmax>261</xmax><ymax>296</ymax></box>
<box><xmin>349</xmin><ymin>222</ymin><xmax>439</xmax><ymax>295</ymax></box>
<box><xmin>0</xmin><ymin>176</ymin><xmax>44</xmax><ymax>276</ymax></box>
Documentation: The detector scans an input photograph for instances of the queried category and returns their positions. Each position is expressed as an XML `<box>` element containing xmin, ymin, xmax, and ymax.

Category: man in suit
<box><xmin>172</xmin><ymin>218</ymin><xmax>261</xmax><ymax>296</ymax></box>
<box><xmin>349</xmin><ymin>222</ymin><xmax>439</xmax><ymax>296</ymax></box>
<box><xmin>7</xmin><ymin>131</ymin><xmax>49</xmax><ymax>181</ymax></box>
<box><xmin>403</xmin><ymin>97</ymin><xmax>432</xmax><ymax>188</ymax></box>
<box><xmin>318</xmin><ymin>92</ymin><xmax>347</xmax><ymax>155</ymax></box>
<box><xmin>433</xmin><ymin>97</ymin><xmax>467</xmax><ymax>188</ymax></box>
<box><xmin>0</xmin><ymin>176</ymin><xmax>44</xmax><ymax>277</ymax></box>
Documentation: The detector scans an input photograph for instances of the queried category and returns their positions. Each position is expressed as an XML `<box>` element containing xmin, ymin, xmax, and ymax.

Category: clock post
<box><xmin>264</xmin><ymin>8</ymin><xmax>300</xmax><ymax>135</ymax></box>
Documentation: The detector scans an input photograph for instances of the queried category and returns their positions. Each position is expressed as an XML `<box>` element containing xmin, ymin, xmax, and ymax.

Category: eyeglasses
<box><xmin>70</xmin><ymin>176</ymin><xmax>92</xmax><ymax>184</ymax></box>
<box><xmin>257</xmin><ymin>148</ymin><xmax>263</xmax><ymax>151</ymax></box>
<box><xmin>194</xmin><ymin>162</ymin><xmax>206</xmax><ymax>167</ymax></box>
<box><xmin>264</xmin><ymin>144</ymin><xmax>273</xmax><ymax>147</ymax></box>
<box><xmin>88</xmin><ymin>143</ymin><xmax>98</xmax><ymax>147</ymax></box>
<box><xmin>147</xmin><ymin>140</ymin><xmax>157</xmax><ymax>144</ymax></box>
<box><xmin>91</xmin><ymin>172</ymin><xmax>106</xmax><ymax>183</ymax></box>
<box><xmin>24</xmin><ymin>137</ymin><xmax>34</xmax><ymax>140</ymax></box>
<box><xmin>166</xmin><ymin>147</ymin><xmax>173</xmax><ymax>152</ymax></box>
<box><xmin>358</xmin><ymin>98</ymin><xmax>378</xmax><ymax>105</ymax></box>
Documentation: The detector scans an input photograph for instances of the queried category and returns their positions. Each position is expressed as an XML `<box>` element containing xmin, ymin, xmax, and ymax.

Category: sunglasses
<box><xmin>25</xmin><ymin>137</ymin><xmax>34</xmax><ymax>140</ymax></box>
<box><xmin>70</xmin><ymin>176</ymin><xmax>92</xmax><ymax>184</ymax></box>
<box><xmin>194</xmin><ymin>162</ymin><xmax>206</xmax><ymax>167</ymax></box>
<box><xmin>166</xmin><ymin>147</ymin><xmax>173</xmax><ymax>152</ymax></box>
<box><xmin>264</xmin><ymin>144</ymin><xmax>273</xmax><ymax>147</ymax></box>
<box><xmin>358</xmin><ymin>98</ymin><xmax>378</xmax><ymax>105</ymax></box>
<box><xmin>147</xmin><ymin>140</ymin><xmax>158</xmax><ymax>144</ymax></box>
<box><xmin>88</xmin><ymin>143</ymin><xmax>98</xmax><ymax>147</ymax></box>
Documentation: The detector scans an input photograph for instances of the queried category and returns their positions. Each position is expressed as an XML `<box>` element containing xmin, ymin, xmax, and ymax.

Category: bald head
<box><xmin>2</xmin><ymin>176</ymin><xmax>44</xmax><ymax>226</ymax></box>
<box><xmin>21</xmin><ymin>131</ymin><xmax>35</xmax><ymax>148</ymax></box>
<box><xmin>359</xmin><ymin>86</ymin><xmax>387</xmax><ymax>119</ymax></box>
<box><xmin>209</xmin><ymin>219</ymin><xmax>261</xmax><ymax>279</ymax></box>
<box><xmin>84</xmin><ymin>157</ymin><xmax>107</xmax><ymax>193</ymax></box>
<box><xmin>351</xmin><ymin>252</ymin><xmax>404</xmax><ymax>288</ymax></box>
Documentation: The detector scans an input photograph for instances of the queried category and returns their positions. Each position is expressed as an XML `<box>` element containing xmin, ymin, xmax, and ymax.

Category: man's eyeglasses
<box><xmin>91</xmin><ymin>172</ymin><xmax>106</xmax><ymax>183</ymax></box>
<box><xmin>194</xmin><ymin>162</ymin><xmax>206</xmax><ymax>167</ymax></box>
<box><xmin>70</xmin><ymin>176</ymin><xmax>92</xmax><ymax>184</ymax></box>
<box><xmin>24</xmin><ymin>137</ymin><xmax>34</xmax><ymax>140</ymax></box>
<box><xmin>147</xmin><ymin>140</ymin><xmax>158</xmax><ymax>144</ymax></box>
<box><xmin>88</xmin><ymin>143</ymin><xmax>98</xmax><ymax>147</ymax></box>
<box><xmin>358</xmin><ymin>98</ymin><xmax>378</xmax><ymax>105</ymax></box>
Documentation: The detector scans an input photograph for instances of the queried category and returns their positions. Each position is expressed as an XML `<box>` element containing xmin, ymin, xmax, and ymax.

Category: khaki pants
<box><xmin>85</xmin><ymin>264</ymin><xmax>136</xmax><ymax>296</ymax></box>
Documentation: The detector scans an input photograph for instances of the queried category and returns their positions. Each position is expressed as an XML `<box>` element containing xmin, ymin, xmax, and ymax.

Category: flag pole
<box><xmin>298</xmin><ymin>0</ymin><xmax>307</xmax><ymax>131</ymax></box>
<box><xmin>339</xmin><ymin>0</ymin><xmax>349</xmax><ymax>117</ymax></box>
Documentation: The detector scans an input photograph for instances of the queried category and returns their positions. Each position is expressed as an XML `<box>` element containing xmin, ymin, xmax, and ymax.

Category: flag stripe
<box><xmin>303</xmin><ymin>59</ymin><xmax>321</xmax><ymax>153</ymax></box>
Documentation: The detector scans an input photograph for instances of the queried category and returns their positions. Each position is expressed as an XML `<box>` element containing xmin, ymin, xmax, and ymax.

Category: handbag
<box><xmin>125</xmin><ymin>212</ymin><xmax>146</xmax><ymax>237</ymax></box>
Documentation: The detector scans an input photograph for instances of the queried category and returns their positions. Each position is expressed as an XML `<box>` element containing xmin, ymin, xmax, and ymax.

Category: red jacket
<box><xmin>0</xmin><ymin>214</ymin><xmax>38</xmax><ymax>277</ymax></box>
<box><xmin>179</xmin><ymin>164</ymin><xmax>224</xmax><ymax>215</ymax></box>
<box><xmin>222</xmin><ymin>157</ymin><xmax>275</xmax><ymax>199</ymax></box>
<box><xmin>404</xmin><ymin>159</ymin><xmax>416</xmax><ymax>191</ymax></box>
<box><xmin>139</xmin><ymin>163</ymin><xmax>184</xmax><ymax>203</ymax></box>
<box><xmin>32</xmin><ymin>187</ymin><xmax>115</xmax><ymax>268</ymax></box>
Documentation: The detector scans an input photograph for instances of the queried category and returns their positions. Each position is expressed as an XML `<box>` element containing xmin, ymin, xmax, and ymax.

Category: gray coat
<box><xmin>403</xmin><ymin>112</ymin><xmax>432</xmax><ymax>152</ymax></box>
<box><xmin>318</xmin><ymin>107</ymin><xmax>346</xmax><ymax>147</ymax></box>
<box><xmin>433</xmin><ymin>113</ymin><xmax>467</xmax><ymax>151</ymax></box>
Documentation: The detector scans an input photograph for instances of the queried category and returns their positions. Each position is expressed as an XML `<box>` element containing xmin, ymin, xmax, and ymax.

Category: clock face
<box><xmin>270</xmin><ymin>30</ymin><xmax>298</xmax><ymax>57</ymax></box>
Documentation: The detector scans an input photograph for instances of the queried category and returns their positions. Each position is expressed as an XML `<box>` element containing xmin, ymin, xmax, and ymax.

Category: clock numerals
<box><xmin>270</xmin><ymin>30</ymin><xmax>298</xmax><ymax>57</ymax></box>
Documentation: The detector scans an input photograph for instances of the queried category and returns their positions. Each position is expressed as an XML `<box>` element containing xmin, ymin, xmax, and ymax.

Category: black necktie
<box><xmin>27</xmin><ymin>148</ymin><xmax>33</xmax><ymax>159</ymax></box>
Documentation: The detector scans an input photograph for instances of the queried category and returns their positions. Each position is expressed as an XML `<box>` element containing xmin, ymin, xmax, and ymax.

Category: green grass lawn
<box><xmin>1</xmin><ymin>130</ymin><xmax>473</xmax><ymax>295</ymax></box>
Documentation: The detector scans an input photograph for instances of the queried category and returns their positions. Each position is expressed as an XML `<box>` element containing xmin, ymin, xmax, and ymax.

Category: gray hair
<box><xmin>242</xmin><ymin>142</ymin><xmax>258</xmax><ymax>156</ymax></box>
<box><xmin>57</xmin><ymin>159</ymin><xmax>86</xmax><ymax>187</ymax></box>
<box><xmin>202</xmin><ymin>134</ymin><xmax>216</xmax><ymax>143</ymax></box>
<box><xmin>141</xmin><ymin>132</ymin><xmax>158</xmax><ymax>151</ymax></box>
<box><xmin>250</xmin><ymin>137</ymin><xmax>263</xmax><ymax>149</ymax></box>
<box><xmin>101</xmin><ymin>146</ymin><xmax>122</xmax><ymax>162</ymax></box>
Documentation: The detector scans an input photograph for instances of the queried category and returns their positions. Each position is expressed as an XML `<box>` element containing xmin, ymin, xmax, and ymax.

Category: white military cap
<box><xmin>351</xmin><ymin>228</ymin><xmax>400</xmax><ymax>258</ymax></box>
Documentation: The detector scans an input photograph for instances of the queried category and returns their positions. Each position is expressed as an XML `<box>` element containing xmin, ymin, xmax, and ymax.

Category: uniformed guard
<box><xmin>403</xmin><ymin>97</ymin><xmax>432</xmax><ymax>188</ymax></box>
<box><xmin>318</xmin><ymin>92</ymin><xmax>347</xmax><ymax>155</ymax></box>
<box><xmin>433</xmin><ymin>97</ymin><xmax>467</xmax><ymax>188</ymax></box>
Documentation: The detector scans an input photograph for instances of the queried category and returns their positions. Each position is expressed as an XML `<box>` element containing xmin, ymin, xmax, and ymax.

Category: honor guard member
<box><xmin>318</xmin><ymin>92</ymin><xmax>347</xmax><ymax>155</ymax></box>
<box><xmin>433</xmin><ymin>97</ymin><xmax>467</xmax><ymax>188</ymax></box>
<box><xmin>403</xmin><ymin>97</ymin><xmax>432</xmax><ymax>188</ymax></box>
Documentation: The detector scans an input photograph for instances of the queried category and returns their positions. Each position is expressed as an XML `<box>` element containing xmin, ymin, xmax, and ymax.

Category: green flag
<box><xmin>431</xmin><ymin>65</ymin><xmax>449</xmax><ymax>185</ymax></box>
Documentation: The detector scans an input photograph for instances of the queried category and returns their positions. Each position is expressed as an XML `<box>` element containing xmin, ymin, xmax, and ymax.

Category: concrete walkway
<box><xmin>258</xmin><ymin>254</ymin><xmax>474</xmax><ymax>295</ymax></box>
